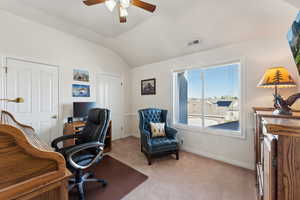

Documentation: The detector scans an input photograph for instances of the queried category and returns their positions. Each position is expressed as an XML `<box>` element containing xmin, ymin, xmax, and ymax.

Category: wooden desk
<box><xmin>0</xmin><ymin>110</ymin><xmax>70</xmax><ymax>200</ymax></box>
<box><xmin>63</xmin><ymin>121</ymin><xmax>112</xmax><ymax>153</ymax></box>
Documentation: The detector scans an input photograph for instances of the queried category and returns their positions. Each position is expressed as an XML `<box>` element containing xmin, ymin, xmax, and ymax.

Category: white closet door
<box><xmin>96</xmin><ymin>74</ymin><xmax>123</xmax><ymax>140</ymax></box>
<box><xmin>5</xmin><ymin>58</ymin><xmax>59</xmax><ymax>144</ymax></box>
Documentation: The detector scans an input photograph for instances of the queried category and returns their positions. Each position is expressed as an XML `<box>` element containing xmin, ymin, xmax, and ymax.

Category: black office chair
<box><xmin>51</xmin><ymin>108</ymin><xmax>111</xmax><ymax>200</ymax></box>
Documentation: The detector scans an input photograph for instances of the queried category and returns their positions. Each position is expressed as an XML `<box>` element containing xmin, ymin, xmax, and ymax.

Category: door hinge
<box><xmin>4</xmin><ymin>67</ymin><xmax>7</xmax><ymax>74</ymax></box>
<box><xmin>121</xmin><ymin>82</ymin><xmax>123</xmax><ymax>86</ymax></box>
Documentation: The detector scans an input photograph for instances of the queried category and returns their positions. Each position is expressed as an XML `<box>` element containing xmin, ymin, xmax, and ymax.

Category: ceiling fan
<box><xmin>83</xmin><ymin>0</ymin><xmax>156</xmax><ymax>23</ymax></box>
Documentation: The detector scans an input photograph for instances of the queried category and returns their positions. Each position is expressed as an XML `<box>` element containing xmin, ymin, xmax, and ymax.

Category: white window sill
<box><xmin>173</xmin><ymin>123</ymin><xmax>246</xmax><ymax>139</ymax></box>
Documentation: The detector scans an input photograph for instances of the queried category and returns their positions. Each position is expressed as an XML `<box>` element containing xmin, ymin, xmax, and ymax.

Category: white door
<box><xmin>5</xmin><ymin>58</ymin><xmax>59</xmax><ymax>144</ymax></box>
<box><xmin>96</xmin><ymin>74</ymin><xmax>123</xmax><ymax>140</ymax></box>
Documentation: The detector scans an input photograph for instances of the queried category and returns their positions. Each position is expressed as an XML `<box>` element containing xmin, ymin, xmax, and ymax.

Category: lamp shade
<box><xmin>257</xmin><ymin>67</ymin><xmax>296</xmax><ymax>88</ymax></box>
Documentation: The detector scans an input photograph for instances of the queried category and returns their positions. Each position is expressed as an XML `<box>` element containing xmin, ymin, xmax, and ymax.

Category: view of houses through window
<box><xmin>175</xmin><ymin>63</ymin><xmax>240</xmax><ymax>132</ymax></box>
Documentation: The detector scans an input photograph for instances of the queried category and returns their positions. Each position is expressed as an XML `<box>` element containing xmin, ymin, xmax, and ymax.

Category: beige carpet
<box><xmin>109</xmin><ymin>137</ymin><xmax>256</xmax><ymax>200</ymax></box>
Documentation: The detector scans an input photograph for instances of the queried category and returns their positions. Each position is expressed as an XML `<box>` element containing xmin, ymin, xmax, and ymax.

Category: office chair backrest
<box><xmin>138</xmin><ymin>108</ymin><xmax>168</xmax><ymax>133</ymax></box>
<box><xmin>79</xmin><ymin>108</ymin><xmax>111</xmax><ymax>144</ymax></box>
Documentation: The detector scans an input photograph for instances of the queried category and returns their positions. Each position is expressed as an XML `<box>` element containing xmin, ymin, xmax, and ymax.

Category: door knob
<box><xmin>52</xmin><ymin>115</ymin><xmax>57</xmax><ymax>119</ymax></box>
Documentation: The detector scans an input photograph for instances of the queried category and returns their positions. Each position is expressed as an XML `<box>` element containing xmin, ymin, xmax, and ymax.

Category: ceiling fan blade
<box><xmin>83</xmin><ymin>0</ymin><xmax>106</xmax><ymax>6</ymax></box>
<box><xmin>131</xmin><ymin>0</ymin><xmax>156</xmax><ymax>13</ymax></box>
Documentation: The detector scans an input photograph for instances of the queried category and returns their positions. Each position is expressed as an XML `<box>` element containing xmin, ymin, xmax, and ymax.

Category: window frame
<box><xmin>172</xmin><ymin>58</ymin><xmax>246</xmax><ymax>139</ymax></box>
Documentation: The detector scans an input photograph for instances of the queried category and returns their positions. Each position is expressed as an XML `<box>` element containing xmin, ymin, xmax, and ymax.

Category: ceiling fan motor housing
<box><xmin>83</xmin><ymin>0</ymin><xmax>156</xmax><ymax>23</ymax></box>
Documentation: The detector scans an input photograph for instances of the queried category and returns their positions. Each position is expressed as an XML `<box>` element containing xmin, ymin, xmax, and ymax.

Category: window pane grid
<box><xmin>175</xmin><ymin>63</ymin><xmax>241</xmax><ymax>132</ymax></box>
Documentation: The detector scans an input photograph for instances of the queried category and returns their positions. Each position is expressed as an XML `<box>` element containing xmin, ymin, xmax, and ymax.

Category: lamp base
<box><xmin>273</xmin><ymin>109</ymin><xmax>292</xmax><ymax>116</ymax></box>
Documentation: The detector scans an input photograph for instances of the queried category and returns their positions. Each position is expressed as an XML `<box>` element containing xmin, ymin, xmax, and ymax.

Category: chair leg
<box><xmin>85</xmin><ymin>171</ymin><xmax>94</xmax><ymax>178</ymax></box>
<box><xmin>68</xmin><ymin>183</ymin><xmax>76</xmax><ymax>191</ymax></box>
<box><xmin>77</xmin><ymin>182</ymin><xmax>85</xmax><ymax>200</ymax></box>
<box><xmin>69</xmin><ymin>178</ymin><xmax>75</xmax><ymax>183</ymax></box>
<box><xmin>176</xmin><ymin>150</ymin><xmax>179</xmax><ymax>160</ymax></box>
<box><xmin>70</xmin><ymin>170</ymin><xmax>107</xmax><ymax>199</ymax></box>
<box><xmin>147</xmin><ymin>153</ymin><xmax>152</xmax><ymax>165</ymax></box>
<box><xmin>85</xmin><ymin>178</ymin><xmax>108</xmax><ymax>187</ymax></box>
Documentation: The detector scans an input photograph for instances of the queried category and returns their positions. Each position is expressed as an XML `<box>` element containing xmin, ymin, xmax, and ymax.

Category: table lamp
<box><xmin>257</xmin><ymin>67</ymin><xmax>297</xmax><ymax>114</ymax></box>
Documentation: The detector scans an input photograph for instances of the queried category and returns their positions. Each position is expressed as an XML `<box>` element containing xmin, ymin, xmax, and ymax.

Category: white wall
<box><xmin>0</xmin><ymin>10</ymin><xmax>132</xmax><ymax>139</ymax></box>
<box><xmin>129</xmin><ymin>36</ymin><xmax>300</xmax><ymax>170</ymax></box>
<box><xmin>1</xmin><ymin>6</ymin><xmax>299</xmax><ymax>170</ymax></box>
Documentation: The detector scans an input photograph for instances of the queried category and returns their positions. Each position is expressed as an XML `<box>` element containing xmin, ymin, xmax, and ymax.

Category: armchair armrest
<box><xmin>66</xmin><ymin>142</ymin><xmax>104</xmax><ymax>170</ymax></box>
<box><xmin>51</xmin><ymin>133</ymin><xmax>81</xmax><ymax>151</ymax></box>
<box><xmin>140</xmin><ymin>129</ymin><xmax>152</xmax><ymax>152</ymax></box>
<box><xmin>141</xmin><ymin>130</ymin><xmax>151</xmax><ymax>142</ymax></box>
<box><xmin>165</xmin><ymin>127</ymin><xmax>178</xmax><ymax>139</ymax></box>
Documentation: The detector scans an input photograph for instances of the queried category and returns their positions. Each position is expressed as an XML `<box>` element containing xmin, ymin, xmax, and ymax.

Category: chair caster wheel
<box><xmin>98</xmin><ymin>180</ymin><xmax>108</xmax><ymax>187</ymax></box>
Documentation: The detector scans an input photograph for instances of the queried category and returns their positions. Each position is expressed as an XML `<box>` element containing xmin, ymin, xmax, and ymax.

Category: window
<box><xmin>174</xmin><ymin>62</ymin><xmax>241</xmax><ymax>133</ymax></box>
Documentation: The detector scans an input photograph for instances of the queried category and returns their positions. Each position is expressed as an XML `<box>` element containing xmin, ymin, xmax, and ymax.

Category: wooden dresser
<box><xmin>253</xmin><ymin>107</ymin><xmax>300</xmax><ymax>200</ymax></box>
<box><xmin>0</xmin><ymin>111</ymin><xmax>71</xmax><ymax>200</ymax></box>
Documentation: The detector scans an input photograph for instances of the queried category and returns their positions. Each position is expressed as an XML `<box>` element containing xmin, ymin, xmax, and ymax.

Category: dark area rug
<box><xmin>69</xmin><ymin>155</ymin><xmax>148</xmax><ymax>200</ymax></box>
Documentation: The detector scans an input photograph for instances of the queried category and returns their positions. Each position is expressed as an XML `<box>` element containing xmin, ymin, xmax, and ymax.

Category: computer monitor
<box><xmin>73</xmin><ymin>102</ymin><xmax>97</xmax><ymax>119</ymax></box>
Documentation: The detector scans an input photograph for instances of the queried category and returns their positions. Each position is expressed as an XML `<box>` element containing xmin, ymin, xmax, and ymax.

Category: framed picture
<box><xmin>141</xmin><ymin>78</ymin><xmax>156</xmax><ymax>95</ymax></box>
<box><xmin>73</xmin><ymin>69</ymin><xmax>89</xmax><ymax>82</ymax></box>
<box><xmin>287</xmin><ymin>11</ymin><xmax>300</xmax><ymax>75</ymax></box>
<box><xmin>72</xmin><ymin>84</ymin><xmax>90</xmax><ymax>97</ymax></box>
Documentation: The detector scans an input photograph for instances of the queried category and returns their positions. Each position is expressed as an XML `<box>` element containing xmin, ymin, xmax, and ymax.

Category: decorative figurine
<box><xmin>273</xmin><ymin>93</ymin><xmax>300</xmax><ymax>115</ymax></box>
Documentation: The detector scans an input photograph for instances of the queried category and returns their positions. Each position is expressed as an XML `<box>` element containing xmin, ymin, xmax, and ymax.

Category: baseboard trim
<box><xmin>182</xmin><ymin>145</ymin><xmax>254</xmax><ymax>170</ymax></box>
<box><xmin>113</xmin><ymin>133</ymin><xmax>133</xmax><ymax>141</ymax></box>
<box><xmin>129</xmin><ymin>132</ymin><xmax>140</xmax><ymax>138</ymax></box>
<box><xmin>127</xmin><ymin>133</ymin><xmax>254</xmax><ymax>170</ymax></box>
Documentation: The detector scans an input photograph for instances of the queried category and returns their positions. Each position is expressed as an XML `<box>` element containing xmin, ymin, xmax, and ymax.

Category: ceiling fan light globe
<box><xmin>105</xmin><ymin>0</ymin><xmax>116</xmax><ymax>12</ymax></box>
<box><xmin>120</xmin><ymin>6</ymin><xmax>128</xmax><ymax>17</ymax></box>
<box><xmin>120</xmin><ymin>0</ymin><xmax>130</xmax><ymax>8</ymax></box>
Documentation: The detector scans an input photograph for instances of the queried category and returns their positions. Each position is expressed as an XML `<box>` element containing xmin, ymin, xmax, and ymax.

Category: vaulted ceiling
<box><xmin>0</xmin><ymin>0</ymin><xmax>298</xmax><ymax>67</ymax></box>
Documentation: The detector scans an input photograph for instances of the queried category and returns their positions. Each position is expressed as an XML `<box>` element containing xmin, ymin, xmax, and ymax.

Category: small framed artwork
<box><xmin>72</xmin><ymin>84</ymin><xmax>90</xmax><ymax>97</ymax></box>
<box><xmin>141</xmin><ymin>78</ymin><xmax>156</xmax><ymax>95</ymax></box>
<box><xmin>73</xmin><ymin>69</ymin><xmax>89</xmax><ymax>82</ymax></box>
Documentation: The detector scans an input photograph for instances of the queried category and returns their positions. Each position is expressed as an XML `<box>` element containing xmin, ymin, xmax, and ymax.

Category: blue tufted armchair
<box><xmin>138</xmin><ymin>108</ymin><xmax>179</xmax><ymax>165</ymax></box>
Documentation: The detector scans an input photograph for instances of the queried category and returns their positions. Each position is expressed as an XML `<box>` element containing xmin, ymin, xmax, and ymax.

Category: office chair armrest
<box><xmin>65</xmin><ymin>142</ymin><xmax>104</xmax><ymax>155</ymax></box>
<box><xmin>51</xmin><ymin>134</ymin><xmax>81</xmax><ymax>151</ymax></box>
<box><xmin>66</xmin><ymin>142</ymin><xmax>105</xmax><ymax>170</ymax></box>
<box><xmin>165</xmin><ymin>127</ymin><xmax>178</xmax><ymax>139</ymax></box>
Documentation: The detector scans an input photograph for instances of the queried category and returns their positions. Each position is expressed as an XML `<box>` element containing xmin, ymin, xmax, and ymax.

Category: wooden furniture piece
<box><xmin>0</xmin><ymin>110</ymin><xmax>71</xmax><ymax>200</ymax></box>
<box><xmin>63</xmin><ymin>120</ymin><xmax>112</xmax><ymax>153</ymax></box>
<box><xmin>253</xmin><ymin>107</ymin><xmax>300</xmax><ymax>200</ymax></box>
